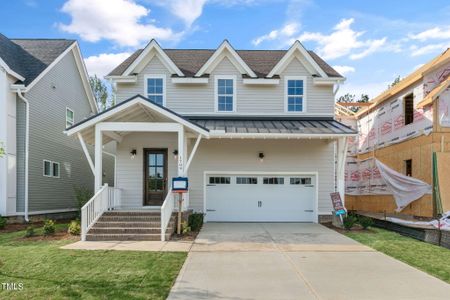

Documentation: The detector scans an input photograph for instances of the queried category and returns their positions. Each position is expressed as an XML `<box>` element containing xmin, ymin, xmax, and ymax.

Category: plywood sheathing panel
<box><xmin>436</xmin><ymin>152</ymin><xmax>450</xmax><ymax>212</ymax></box>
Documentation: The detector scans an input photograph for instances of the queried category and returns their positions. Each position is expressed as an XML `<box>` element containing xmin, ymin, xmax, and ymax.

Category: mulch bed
<box><xmin>171</xmin><ymin>230</ymin><xmax>200</xmax><ymax>241</ymax></box>
<box><xmin>0</xmin><ymin>219</ymin><xmax>73</xmax><ymax>234</ymax></box>
<box><xmin>322</xmin><ymin>222</ymin><xmax>376</xmax><ymax>234</ymax></box>
<box><xmin>18</xmin><ymin>231</ymin><xmax>80</xmax><ymax>242</ymax></box>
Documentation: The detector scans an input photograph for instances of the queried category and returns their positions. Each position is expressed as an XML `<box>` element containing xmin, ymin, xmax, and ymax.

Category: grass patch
<box><xmin>0</xmin><ymin>224</ymin><xmax>186</xmax><ymax>299</ymax></box>
<box><xmin>345</xmin><ymin>227</ymin><xmax>450</xmax><ymax>283</ymax></box>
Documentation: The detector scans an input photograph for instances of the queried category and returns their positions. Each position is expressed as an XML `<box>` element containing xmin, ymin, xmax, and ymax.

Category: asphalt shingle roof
<box><xmin>107</xmin><ymin>48</ymin><xmax>343</xmax><ymax>78</ymax></box>
<box><xmin>0</xmin><ymin>34</ymin><xmax>75</xmax><ymax>85</ymax></box>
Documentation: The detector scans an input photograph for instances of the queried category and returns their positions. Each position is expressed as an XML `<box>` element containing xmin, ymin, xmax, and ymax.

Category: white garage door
<box><xmin>205</xmin><ymin>174</ymin><xmax>316</xmax><ymax>222</ymax></box>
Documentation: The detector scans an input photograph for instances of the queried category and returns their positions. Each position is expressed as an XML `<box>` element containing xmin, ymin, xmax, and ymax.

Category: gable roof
<box><xmin>356</xmin><ymin>48</ymin><xmax>450</xmax><ymax>117</ymax></box>
<box><xmin>194</xmin><ymin>40</ymin><xmax>257</xmax><ymax>78</ymax></box>
<box><xmin>0</xmin><ymin>34</ymin><xmax>75</xmax><ymax>85</ymax></box>
<box><xmin>107</xmin><ymin>42</ymin><xmax>343</xmax><ymax>79</ymax></box>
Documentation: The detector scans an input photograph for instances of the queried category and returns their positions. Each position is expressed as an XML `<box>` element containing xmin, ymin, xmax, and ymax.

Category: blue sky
<box><xmin>2</xmin><ymin>0</ymin><xmax>450</xmax><ymax>98</ymax></box>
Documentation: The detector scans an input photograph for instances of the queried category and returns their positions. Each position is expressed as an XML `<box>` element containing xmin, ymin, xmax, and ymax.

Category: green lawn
<box><xmin>345</xmin><ymin>227</ymin><xmax>450</xmax><ymax>283</ymax></box>
<box><xmin>0</xmin><ymin>224</ymin><xmax>187</xmax><ymax>300</ymax></box>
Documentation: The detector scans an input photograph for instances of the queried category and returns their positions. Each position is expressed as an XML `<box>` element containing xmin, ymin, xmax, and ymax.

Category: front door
<box><xmin>144</xmin><ymin>149</ymin><xmax>168</xmax><ymax>206</ymax></box>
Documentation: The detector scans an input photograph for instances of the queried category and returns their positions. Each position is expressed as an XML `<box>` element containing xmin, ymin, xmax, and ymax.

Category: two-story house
<box><xmin>65</xmin><ymin>39</ymin><xmax>356</xmax><ymax>241</ymax></box>
<box><xmin>0</xmin><ymin>34</ymin><xmax>114</xmax><ymax>221</ymax></box>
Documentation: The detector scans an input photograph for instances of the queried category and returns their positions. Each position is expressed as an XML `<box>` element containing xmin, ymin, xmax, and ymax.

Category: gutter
<box><xmin>13</xmin><ymin>86</ymin><xmax>29</xmax><ymax>222</ymax></box>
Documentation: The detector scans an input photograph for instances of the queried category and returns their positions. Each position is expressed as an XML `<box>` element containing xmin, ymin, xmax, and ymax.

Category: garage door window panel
<box><xmin>263</xmin><ymin>177</ymin><xmax>284</xmax><ymax>184</ymax></box>
<box><xmin>290</xmin><ymin>177</ymin><xmax>312</xmax><ymax>185</ymax></box>
<box><xmin>209</xmin><ymin>177</ymin><xmax>231</xmax><ymax>184</ymax></box>
<box><xmin>236</xmin><ymin>177</ymin><xmax>258</xmax><ymax>184</ymax></box>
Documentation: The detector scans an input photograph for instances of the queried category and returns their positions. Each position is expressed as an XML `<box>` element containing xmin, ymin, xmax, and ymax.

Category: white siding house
<box><xmin>66</xmin><ymin>39</ymin><xmax>356</xmax><ymax>241</ymax></box>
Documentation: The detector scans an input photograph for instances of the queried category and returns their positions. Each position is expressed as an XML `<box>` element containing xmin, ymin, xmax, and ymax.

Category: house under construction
<box><xmin>336</xmin><ymin>49</ymin><xmax>450</xmax><ymax>218</ymax></box>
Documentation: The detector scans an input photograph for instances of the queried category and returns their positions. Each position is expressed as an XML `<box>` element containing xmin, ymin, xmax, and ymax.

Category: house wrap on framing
<box><xmin>336</xmin><ymin>49</ymin><xmax>450</xmax><ymax>218</ymax></box>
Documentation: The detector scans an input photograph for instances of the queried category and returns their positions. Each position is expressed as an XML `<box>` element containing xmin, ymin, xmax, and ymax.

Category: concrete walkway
<box><xmin>168</xmin><ymin>223</ymin><xmax>450</xmax><ymax>300</ymax></box>
<box><xmin>61</xmin><ymin>240</ymin><xmax>192</xmax><ymax>252</ymax></box>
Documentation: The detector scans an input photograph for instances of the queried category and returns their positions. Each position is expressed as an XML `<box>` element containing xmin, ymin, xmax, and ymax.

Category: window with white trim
<box><xmin>66</xmin><ymin>108</ymin><xmax>74</xmax><ymax>128</ymax></box>
<box><xmin>286</xmin><ymin>79</ymin><xmax>304</xmax><ymax>112</ymax></box>
<box><xmin>146</xmin><ymin>77</ymin><xmax>164</xmax><ymax>106</ymax></box>
<box><xmin>263</xmin><ymin>177</ymin><xmax>284</xmax><ymax>184</ymax></box>
<box><xmin>43</xmin><ymin>160</ymin><xmax>60</xmax><ymax>178</ymax></box>
<box><xmin>216</xmin><ymin>77</ymin><xmax>234</xmax><ymax>112</ymax></box>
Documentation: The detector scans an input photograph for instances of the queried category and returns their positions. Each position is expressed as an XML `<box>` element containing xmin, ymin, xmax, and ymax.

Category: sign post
<box><xmin>172</xmin><ymin>177</ymin><xmax>189</xmax><ymax>235</ymax></box>
<box><xmin>330</xmin><ymin>192</ymin><xmax>346</xmax><ymax>224</ymax></box>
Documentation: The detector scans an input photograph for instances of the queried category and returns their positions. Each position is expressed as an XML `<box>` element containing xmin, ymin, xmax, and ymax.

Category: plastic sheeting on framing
<box><xmin>345</xmin><ymin>158</ymin><xmax>432</xmax><ymax>211</ymax></box>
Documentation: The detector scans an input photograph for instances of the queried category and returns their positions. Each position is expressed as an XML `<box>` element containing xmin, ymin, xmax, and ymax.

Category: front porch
<box><xmin>65</xmin><ymin>95</ymin><xmax>355</xmax><ymax>241</ymax></box>
<box><xmin>65</xmin><ymin>95</ymin><xmax>208</xmax><ymax>241</ymax></box>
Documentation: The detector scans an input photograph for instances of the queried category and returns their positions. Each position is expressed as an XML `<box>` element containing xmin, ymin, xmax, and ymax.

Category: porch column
<box><xmin>336</xmin><ymin>137</ymin><xmax>348</xmax><ymax>205</ymax></box>
<box><xmin>94</xmin><ymin>124</ymin><xmax>103</xmax><ymax>191</ymax></box>
<box><xmin>177</xmin><ymin>127</ymin><xmax>185</xmax><ymax>176</ymax></box>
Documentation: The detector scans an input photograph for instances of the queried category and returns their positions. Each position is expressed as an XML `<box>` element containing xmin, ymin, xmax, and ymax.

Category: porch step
<box><xmin>94</xmin><ymin>221</ymin><xmax>172</xmax><ymax>228</ymax></box>
<box><xmin>103</xmin><ymin>211</ymin><xmax>161</xmax><ymax>217</ymax></box>
<box><xmin>98</xmin><ymin>215</ymin><xmax>172</xmax><ymax>222</ymax></box>
<box><xmin>89</xmin><ymin>227</ymin><xmax>171</xmax><ymax>234</ymax></box>
<box><xmin>85</xmin><ymin>233</ymin><xmax>171</xmax><ymax>241</ymax></box>
<box><xmin>85</xmin><ymin>210</ymin><xmax>176</xmax><ymax>241</ymax></box>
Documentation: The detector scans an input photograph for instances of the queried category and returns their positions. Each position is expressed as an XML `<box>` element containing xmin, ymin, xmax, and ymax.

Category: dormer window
<box><xmin>145</xmin><ymin>75</ymin><xmax>165</xmax><ymax>106</ymax></box>
<box><xmin>285</xmin><ymin>76</ymin><xmax>306</xmax><ymax>112</ymax></box>
<box><xmin>215</xmin><ymin>75</ymin><xmax>236</xmax><ymax>112</ymax></box>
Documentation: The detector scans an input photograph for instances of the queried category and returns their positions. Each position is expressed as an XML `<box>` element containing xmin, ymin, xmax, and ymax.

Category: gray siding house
<box><xmin>65</xmin><ymin>39</ymin><xmax>356</xmax><ymax>241</ymax></box>
<box><xmin>0</xmin><ymin>34</ymin><xmax>114</xmax><ymax>220</ymax></box>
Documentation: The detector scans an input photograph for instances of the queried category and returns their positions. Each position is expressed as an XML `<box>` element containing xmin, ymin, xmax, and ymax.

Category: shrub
<box><xmin>25</xmin><ymin>226</ymin><xmax>35</xmax><ymax>237</ymax></box>
<box><xmin>343</xmin><ymin>215</ymin><xmax>357</xmax><ymax>230</ymax></box>
<box><xmin>181</xmin><ymin>221</ymin><xmax>191</xmax><ymax>234</ymax></box>
<box><xmin>74</xmin><ymin>186</ymin><xmax>93</xmax><ymax>218</ymax></box>
<box><xmin>0</xmin><ymin>215</ymin><xmax>6</xmax><ymax>229</ymax></box>
<box><xmin>43</xmin><ymin>219</ymin><xmax>55</xmax><ymax>236</ymax></box>
<box><xmin>358</xmin><ymin>216</ymin><xmax>374</xmax><ymax>230</ymax></box>
<box><xmin>68</xmin><ymin>220</ymin><xmax>81</xmax><ymax>235</ymax></box>
<box><xmin>188</xmin><ymin>213</ymin><xmax>204</xmax><ymax>232</ymax></box>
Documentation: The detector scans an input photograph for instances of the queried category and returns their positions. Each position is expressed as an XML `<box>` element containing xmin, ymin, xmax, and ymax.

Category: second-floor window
<box><xmin>66</xmin><ymin>108</ymin><xmax>74</xmax><ymax>128</ymax></box>
<box><xmin>216</xmin><ymin>76</ymin><xmax>235</xmax><ymax>112</ymax></box>
<box><xmin>146</xmin><ymin>75</ymin><xmax>165</xmax><ymax>106</ymax></box>
<box><xmin>286</xmin><ymin>77</ymin><xmax>305</xmax><ymax>112</ymax></box>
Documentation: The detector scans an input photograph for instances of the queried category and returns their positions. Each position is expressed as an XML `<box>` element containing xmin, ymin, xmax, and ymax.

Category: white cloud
<box><xmin>337</xmin><ymin>80</ymin><xmax>389</xmax><ymax>99</ymax></box>
<box><xmin>332</xmin><ymin>65</ymin><xmax>355</xmax><ymax>76</ymax></box>
<box><xmin>410</xmin><ymin>43</ymin><xmax>448</xmax><ymax>56</ymax></box>
<box><xmin>163</xmin><ymin>0</ymin><xmax>207</xmax><ymax>27</ymax></box>
<box><xmin>252</xmin><ymin>23</ymin><xmax>300</xmax><ymax>46</ymax></box>
<box><xmin>298</xmin><ymin>18</ymin><xmax>387</xmax><ymax>60</ymax></box>
<box><xmin>59</xmin><ymin>0</ymin><xmax>183</xmax><ymax>47</ymax></box>
<box><xmin>409</xmin><ymin>26</ymin><xmax>450</xmax><ymax>41</ymax></box>
<box><xmin>84</xmin><ymin>52</ymin><xmax>132</xmax><ymax>78</ymax></box>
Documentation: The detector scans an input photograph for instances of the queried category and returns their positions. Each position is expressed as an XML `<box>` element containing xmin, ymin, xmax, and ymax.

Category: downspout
<box><xmin>333</xmin><ymin>80</ymin><xmax>341</xmax><ymax>97</ymax></box>
<box><xmin>16</xmin><ymin>89</ymin><xmax>29</xmax><ymax>222</ymax></box>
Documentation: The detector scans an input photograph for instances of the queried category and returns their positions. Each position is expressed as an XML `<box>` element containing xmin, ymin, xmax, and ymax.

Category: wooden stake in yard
<box><xmin>177</xmin><ymin>193</ymin><xmax>183</xmax><ymax>235</ymax></box>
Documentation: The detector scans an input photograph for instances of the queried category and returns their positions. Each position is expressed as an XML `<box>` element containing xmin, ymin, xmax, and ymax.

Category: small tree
<box><xmin>388</xmin><ymin>76</ymin><xmax>401</xmax><ymax>89</ymax></box>
<box><xmin>0</xmin><ymin>142</ymin><xmax>5</xmax><ymax>157</ymax></box>
<box><xmin>337</xmin><ymin>93</ymin><xmax>369</xmax><ymax>113</ymax></box>
<box><xmin>89</xmin><ymin>75</ymin><xmax>114</xmax><ymax>111</ymax></box>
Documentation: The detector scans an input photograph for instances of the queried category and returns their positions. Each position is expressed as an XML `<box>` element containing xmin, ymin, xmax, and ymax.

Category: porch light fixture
<box><xmin>173</xmin><ymin>149</ymin><xmax>179</xmax><ymax>160</ymax></box>
<box><xmin>130</xmin><ymin>149</ymin><xmax>137</xmax><ymax>159</ymax></box>
<box><xmin>258</xmin><ymin>152</ymin><xmax>265</xmax><ymax>162</ymax></box>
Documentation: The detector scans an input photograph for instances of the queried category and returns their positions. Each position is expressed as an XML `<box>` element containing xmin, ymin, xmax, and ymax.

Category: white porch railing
<box><xmin>160</xmin><ymin>189</ymin><xmax>175</xmax><ymax>241</ymax></box>
<box><xmin>81</xmin><ymin>184</ymin><xmax>122</xmax><ymax>241</ymax></box>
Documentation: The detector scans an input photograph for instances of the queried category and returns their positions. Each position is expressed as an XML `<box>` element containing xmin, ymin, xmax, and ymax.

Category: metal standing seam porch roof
<box><xmin>187</xmin><ymin>117</ymin><xmax>356</xmax><ymax>135</ymax></box>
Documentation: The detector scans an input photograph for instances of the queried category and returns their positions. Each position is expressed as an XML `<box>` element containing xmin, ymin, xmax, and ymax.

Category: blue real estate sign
<box><xmin>330</xmin><ymin>192</ymin><xmax>346</xmax><ymax>216</ymax></box>
<box><xmin>172</xmin><ymin>177</ymin><xmax>189</xmax><ymax>192</ymax></box>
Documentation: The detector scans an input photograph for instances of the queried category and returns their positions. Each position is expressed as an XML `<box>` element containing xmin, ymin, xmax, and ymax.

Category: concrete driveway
<box><xmin>168</xmin><ymin>223</ymin><xmax>450</xmax><ymax>300</ymax></box>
